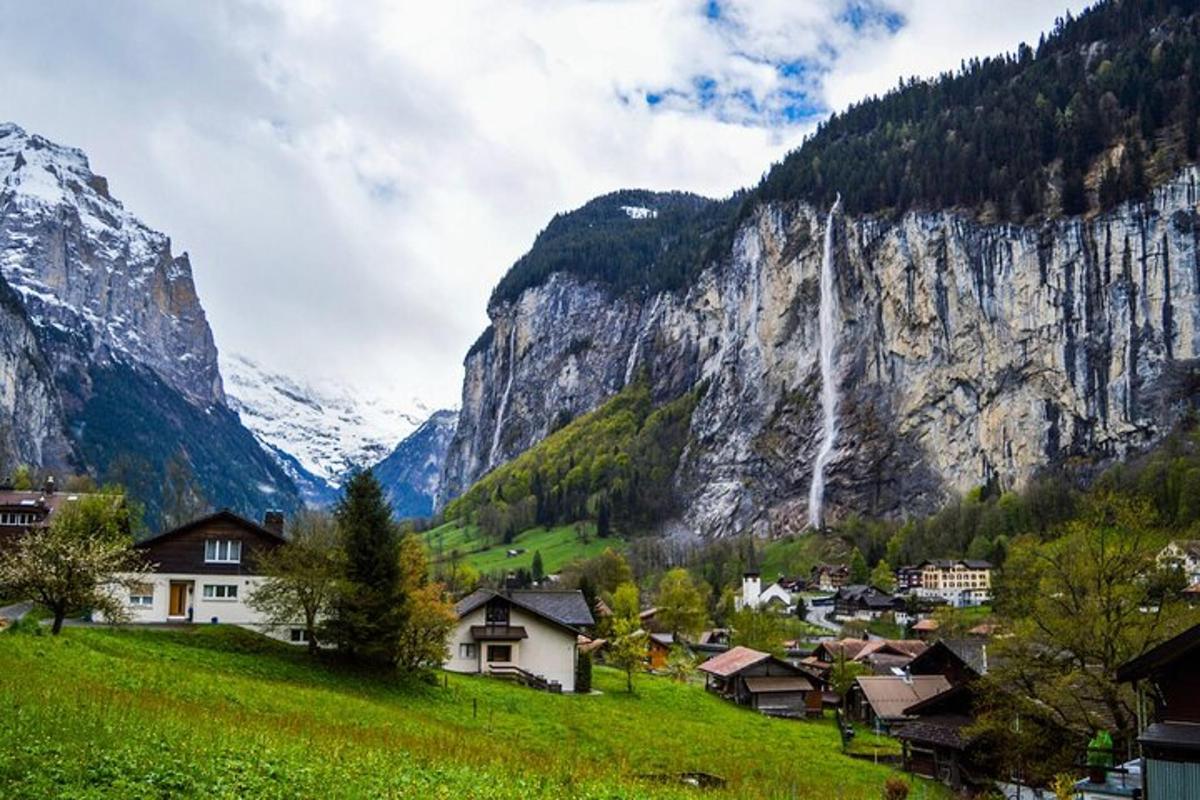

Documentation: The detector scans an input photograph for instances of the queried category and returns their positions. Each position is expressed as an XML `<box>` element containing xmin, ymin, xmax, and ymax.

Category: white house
<box><xmin>445</xmin><ymin>588</ymin><xmax>594</xmax><ymax>692</ymax></box>
<box><xmin>1158</xmin><ymin>540</ymin><xmax>1200</xmax><ymax>584</ymax></box>
<box><xmin>735</xmin><ymin>571</ymin><xmax>794</xmax><ymax>612</ymax></box>
<box><xmin>103</xmin><ymin>510</ymin><xmax>306</xmax><ymax>643</ymax></box>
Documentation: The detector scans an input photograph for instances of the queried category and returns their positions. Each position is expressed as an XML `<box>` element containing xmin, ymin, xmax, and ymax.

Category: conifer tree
<box><xmin>531</xmin><ymin>550</ymin><xmax>545</xmax><ymax>583</ymax></box>
<box><xmin>324</xmin><ymin>470</ymin><xmax>405</xmax><ymax>666</ymax></box>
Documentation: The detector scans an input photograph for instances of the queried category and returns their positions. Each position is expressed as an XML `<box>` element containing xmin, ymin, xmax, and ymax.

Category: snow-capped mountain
<box><xmin>222</xmin><ymin>352</ymin><xmax>430</xmax><ymax>503</ymax></box>
<box><xmin>373</xmin><ymin>409</ymin><xmax>457</xmax><ymax>519</ymax></box>
<box><xmin>0</xmin><ymin>122</ymin><xmax>299</xmax><ymax>524</ymax></box>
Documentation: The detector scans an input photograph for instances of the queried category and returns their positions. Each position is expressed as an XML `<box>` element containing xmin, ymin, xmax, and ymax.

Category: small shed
<box><xmin>698</xmin><ymin>646</ymin><xmax>822</xmax><ymax>717</ymax></box>
<box><xmin>648</xmin><ymin>632</ymin><xmax>675</xmax><ymax>670</ymax></box>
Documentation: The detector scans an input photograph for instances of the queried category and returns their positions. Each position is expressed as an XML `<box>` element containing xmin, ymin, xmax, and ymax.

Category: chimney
<box><xmin>742</xmin><ymin>570</ymin><xmax>761</xmax><ymax>610</ymax></box>
<box><xmin>262</xmin><ymin>510</ymin><xmax>284</xmax><ymax>535</ymax></box>
<box><xmin>504</xmin><ymin>572</ymin><xmax>520</xmax><ymax>596</ymax></box>
<box><xmin>42</xmin><ymin>475</ymin><xmax>56</xmax><ymax>494</ymax></box>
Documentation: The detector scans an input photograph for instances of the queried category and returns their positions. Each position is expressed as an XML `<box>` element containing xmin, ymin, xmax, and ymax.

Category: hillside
<box><xmin>442</xmin><ymin>0</ymin><xmax>1200</xmax><ymax>536</ymax></box>
<box><xmin>0</xmin><ymin>626</ymin><xmax>937</xmax><ymax>799</ymax></box>
<box><xmin>422</xmin><ymin>519</ymin><xmax>625</xmax><ymax>578</ymax></box>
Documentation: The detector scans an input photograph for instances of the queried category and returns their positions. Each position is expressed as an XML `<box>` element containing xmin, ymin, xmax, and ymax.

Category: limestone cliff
<box><xmin>440</xmin><ymin>169</ymin><xmax>1200</xmax><ymax>537</ymax></box>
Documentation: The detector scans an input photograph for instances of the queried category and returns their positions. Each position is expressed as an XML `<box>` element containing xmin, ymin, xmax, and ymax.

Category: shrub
<box><xmin>882</xmin><ymin>775</ymin><xmax>909</xmax><ymax>800</ymax></box>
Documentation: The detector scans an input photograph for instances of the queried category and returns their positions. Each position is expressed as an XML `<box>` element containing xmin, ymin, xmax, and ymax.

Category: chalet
<box><xmin>803</xmin><ymin>638</ymin><xmax>928</xmax><ymax>678</ymax></box>
<box><xmin>698</xmin><ymin>645</ymin><xmax>823</xmax><ymax>717</ymax></box>
<box><xmin>1114</xmin><ymin>622</ymin><xmax>1200</xmax><ymax>799</ymax></box>
<box><xmin>1157</xmin><ymin>540</ymin><xmax>1200</xmax><ymax>584</ymax></box>
<box><xmin>906</xmin><ymin>639</ymin><xmax>985</xmax><ymax>685</ymax></box>
<box><xmin>914</xmin><ymin>560</ymin><xmax>993</xmax><ymax>607</ymax></box>
<box><xmin>736</xmin><ymin>571</ymin><xmax>794</xmax><ymax>611</ymax></box>
<box><xmin>851</xmin><ymin>674</ymin><xmax>952</xmax><ymax>730</ymax></box>
<box><xmin>911</xmin><ymin>618</ymin><xmax>940</xmax><ymax>640</ymax></box>
<box><xmin>106</xmin><ymin>510</ymin><xmax>291</xmax><ymax>636</ymax></box>
<box><xmin>446</xmin><ymin>588</ymin><xmax>594</xmax><ymax>692</ymax></box>
<box><xmin>648</xmin><ymin>632</ymin><xmax>674</xmax><ymax>670</ymax></box>
<box><xmin>895</xmin><ymin>565</ymin><xmax>923</xmax><ymax>592</ymax></box>
<box><xmin>0</xmin><ymin>481</ymin><xmax>112</xmax><ymax>550</ymax></box>
<box><xmin>894</xmin><ymin>683</ymin><xmax>983</xmax><ymax>790</ymax></box>
<box><xmin>832</xmin><ymin>584</ymin><xmax>900</xmax><ymax>620</ymax></box>
<box><xmin>811</xmin><ymin>563</ymin><xmax>849</xmax><ymax>591</ymax></box>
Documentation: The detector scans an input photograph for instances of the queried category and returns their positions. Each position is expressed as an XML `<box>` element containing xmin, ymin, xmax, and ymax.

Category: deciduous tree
<box><xmin>655</xmin><ymin>568</ymin><xmax>707</xmax><ymax>638</ymax></box>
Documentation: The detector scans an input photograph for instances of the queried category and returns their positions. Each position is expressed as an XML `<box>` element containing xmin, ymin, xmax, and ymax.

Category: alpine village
<box><xmin>6</xmin><ymin>1</ymin><xmax>1200</xmax><ymax>799</ymax></box>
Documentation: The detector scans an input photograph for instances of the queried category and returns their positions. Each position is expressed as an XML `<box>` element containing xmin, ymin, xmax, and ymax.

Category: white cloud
<box><xmin>0</xmin><ymin>0</ymin><xmax>1087</xmax><ymax>410</ymax></box>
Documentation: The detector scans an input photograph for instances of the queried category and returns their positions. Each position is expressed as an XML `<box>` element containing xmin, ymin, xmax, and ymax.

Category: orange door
<box><xmin>169</xmin><ymin>583</ymin><xmax>187</xmax><ymax>616</ymax></box>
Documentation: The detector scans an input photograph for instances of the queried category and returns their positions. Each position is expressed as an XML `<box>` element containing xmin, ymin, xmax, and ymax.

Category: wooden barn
<box><xmin>698</xmin><ymin>646</ymin><xmax>822</xmax><ymax>717</ymax></box>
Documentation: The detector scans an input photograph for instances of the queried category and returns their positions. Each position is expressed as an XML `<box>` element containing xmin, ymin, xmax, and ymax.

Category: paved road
<box><xmin>801</xmin><ymin>596</ymin><xmax>842</xmax><ymax>634</ymax></box>
<box><xmin>0</xmin><ymin>601</ymin><xmax>32</xmax><ymax>622</ymax></box>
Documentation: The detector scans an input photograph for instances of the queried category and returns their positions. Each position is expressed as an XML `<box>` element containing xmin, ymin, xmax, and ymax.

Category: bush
<box><xmin>881</xmin><ymin>775</ymin><xmax>909</xmax><ymax>800</ymax></box>
<box><xmin>575</xmin><ymin>651</ymin><xmax>593</xmax><ymax>694</ymax></box>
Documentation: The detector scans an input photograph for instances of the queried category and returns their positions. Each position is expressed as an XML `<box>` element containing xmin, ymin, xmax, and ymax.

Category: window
<box><xmin>129</xmin><ymin>584</ymin><xmax>154</xmax><ymax>607</ymax></box>
<box><xmin>290</xmin><ymin>628</ymin><xmax>310</xmax><ymax>643</ymax></box>
<box><xmin>204</xmin><ymin>539</ymin><xmax>242</xmax><ymax>563</ymax></box>
<box><xmin>484</xmin><ymin>600</ymin><xmax>509</xmax><ymax>625</ymax></box>
<box><xmin>459</xmin><ymin>643</ymin><xmax>477</xmax><ymax>659</ymax></box>
<box><xmin>0</xmin><ymin>512</ymin><xmax>35</xmax><ymax>526</ymax></box>
<box><xmin>486</xmin><ymin>645</ymin><xmax>512</xmax><ymax>663</ymax></box>
<box><xmin>202</xmin><ymin>584</ymin><xmax>238</xmax><ymax>600</ymax></box>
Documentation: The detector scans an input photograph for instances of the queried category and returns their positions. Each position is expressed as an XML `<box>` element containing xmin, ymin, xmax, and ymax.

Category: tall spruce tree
<box><xmin>325</xmin><ymin>470</ymin><xmax>406</xmax><ymax>666</ymax></box>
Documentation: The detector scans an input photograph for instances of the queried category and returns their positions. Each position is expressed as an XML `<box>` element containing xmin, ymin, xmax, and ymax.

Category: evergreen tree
<box><xmin>324</xmin><ymin>470</ymin><xmax>405</xmax><ymax>666</ymax></box>
<box><xmin>849</xmin><ymin>547</ymin><xmax>869</xmax><ymax>585</ymax></box>
<box><xmin>530</xmin><ymin>550</ymin><xmax>545</xmax><ymax>583</ymax></box>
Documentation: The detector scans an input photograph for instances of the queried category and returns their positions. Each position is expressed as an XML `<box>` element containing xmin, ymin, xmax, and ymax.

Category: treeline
<box><xmin>750</xmin><ymin>0</ymin><xmax>1200</xmax><ymax>223</ymax></box>
<box><xmin>835</xmin><ymin>416</ymin><xmax>1200</xmax><ymax>573</ymax></box>
<box><xmin>488</xmin><ymin>189</ymin><xmax>738</xmax><ymax>306</ymax></box>
<box><xmin>444</xmin><ymin>381</ymin><xmax>701</xmax><ymax>541</ymax></box>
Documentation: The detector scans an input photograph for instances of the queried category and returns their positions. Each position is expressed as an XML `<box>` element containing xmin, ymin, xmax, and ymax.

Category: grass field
<box><xmin>0</xmin><ymin>625</ymin><xmax>946</xmax><ymax>799</ymax></box>
<box><xmin>422</xmin><ymin>520</ymin><xmax>626</xmax><ymax>577</ymax></box>
<box><xmin>758</xmin><ymin>534</ymin><xmax>837</xmax><ymax>582</ymax></box>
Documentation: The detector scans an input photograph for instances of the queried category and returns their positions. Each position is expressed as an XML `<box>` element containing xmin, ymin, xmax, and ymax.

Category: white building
<box><xmin>102</xmin><ymin>510</ymin><xmax>306</xmax><ymax>643</ymax></box>
<box><xmin>446</xmin><ymin>588</ymin><xmax>595</xmax><ymax>692</ymax></box>
<box><xmin>914</xmin><ymin>560</ymin><xmax>993</xmax><ymax>607</ymax></box>
<box><xmin>735</xmin><ymin>571</ymin><xmax>794</xmax><ymax>612</ymax></box>
<box><xmin>1158</xmin><ymin>540</ymin><xmax>1200</xmax><ymax>584</ymax></box>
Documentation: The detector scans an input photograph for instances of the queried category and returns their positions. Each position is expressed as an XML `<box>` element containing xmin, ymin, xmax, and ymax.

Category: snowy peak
<box><xmin>222</xmin><ymin>352</ymin><xmax>430</xmax><ymax>493</ymax></box>
<box><xmin>0</xmin><ymin>122</ymin><xmax>222</xmax><ymax>405</ymax></box>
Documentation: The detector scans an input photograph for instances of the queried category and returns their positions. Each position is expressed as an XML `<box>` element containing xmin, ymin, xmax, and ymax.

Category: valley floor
<box><xmin>0</xmin><ymin>626</ymin><xmax>942</xmax><ymax>799</ymax></box>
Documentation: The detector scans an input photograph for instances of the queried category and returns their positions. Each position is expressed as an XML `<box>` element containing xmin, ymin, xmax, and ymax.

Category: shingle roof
<box><xmin>698</xmin><ymin>646</ymin><xmax>770</xmax><ymax>677</ymax></box>
<box><xmin>1117</xmin><ymin>623</ymin><xmax>1200</xmax><ymax>683</ymax></box>
<box><xmin>894</xmin><ymin>715</ymin><xmax>975</xmax><ymax>750</ymax></box>
<box><xmin>454</xmin><ymin>588</ymin><xmax>595</xmax><ymax>630</ymax></box>
<box><xmin>855</xmin><ymin>675</ymin><xmax>951</xmax><ymax>721</ymax></box>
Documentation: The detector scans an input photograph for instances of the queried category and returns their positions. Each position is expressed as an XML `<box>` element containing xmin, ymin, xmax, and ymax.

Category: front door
<box><xmin>168</xmin><ymin>582</ymin><xmax>188</xmax><ymax>617</ymax></box>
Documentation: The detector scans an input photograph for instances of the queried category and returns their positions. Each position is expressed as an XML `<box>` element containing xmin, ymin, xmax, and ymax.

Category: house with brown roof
<box><xmin>0</xmin><ymin>481</ymin><xmax>115</xmax><ymax>550</ymax></box>
<box><xmin>811</xmin><ymin>563</ymin><xmax>850</xmax><ymax>591</ymax></box>
<box><xmin>698</xmin><ymin>645</ymin><xmax>823</xmax><ymax>717</ymax></box>
<box><xmin>445</xmin><ymin>587</ymin><xmax>594</xmax><ymax>693</ymax></box>
<box><xmin>804</xmin><ymin>638</ymin><xmax>928</xmax><ymax>678</ymax></box>
<box><xmin>99</xmin><ymin>509</ymin><xmax>292</xmax><ymax>636</ymax></box>
<box><xmin>894</xmin><ymin>683</ymin><xmax>983</xmax><ymax>791</ymax></box>
<box><xmin>851</xmin><ymin>674</ymin><xmax>952</xmax><ymax>730</ymax></box>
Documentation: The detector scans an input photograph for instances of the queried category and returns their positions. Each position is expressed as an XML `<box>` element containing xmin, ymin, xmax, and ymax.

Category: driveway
<box><xmin>0</xmin><ymin>601</ymin><xmax>32</xmax><ymax>622</ymax></box>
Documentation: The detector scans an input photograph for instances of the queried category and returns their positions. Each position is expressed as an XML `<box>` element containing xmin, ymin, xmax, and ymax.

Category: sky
<box><xmin>0</xmin><ymin>0</ymin><xmax>1087</xmax><ymax>413</ymax></box>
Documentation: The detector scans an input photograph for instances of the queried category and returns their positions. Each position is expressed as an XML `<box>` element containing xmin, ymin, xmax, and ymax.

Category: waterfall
<box><xmin>808</xmin><ymin>197</ymin><xmax>841</xmax><ymax>530</ymax></box>
<box><xmin>623</xmin><ymin>295</ymin><xmax>661</xmax><ymax>386</ymax></box>
<box><xmin>488</xmin><ymin>325</ymin><xmax>517</xmax><ymax>470</ymax></box>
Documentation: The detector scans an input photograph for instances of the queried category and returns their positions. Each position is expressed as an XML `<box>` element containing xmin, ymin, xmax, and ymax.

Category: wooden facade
<box><xmin>137</xmin><ymin>510</ymin><xmax>286</xmax><ymax>574</ymax></box>
<box><xmin>699</xmin><ymin>646</ymin><xmax>823</xmax><ymax>717</ymax></box>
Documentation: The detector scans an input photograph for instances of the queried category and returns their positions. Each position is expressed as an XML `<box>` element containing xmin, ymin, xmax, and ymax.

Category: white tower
<box><xmin>740</xmin><ymin>570</ymin><xmax>762</xmax><ymax>611</ymax></box>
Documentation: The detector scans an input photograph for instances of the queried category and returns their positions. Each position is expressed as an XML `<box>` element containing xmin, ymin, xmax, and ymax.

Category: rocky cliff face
<box><xmin>441</xmin><ymin>167</ymin><xmax>1200</xmax><ymax>537</ymax></box>
<box><xmin>374</xmin><ymin>409</ymin><xmax>457</xmax><ymax>519</ymax></box>
<box><xmin>0</xmin><ymin>123</ymin><xmax>299</xmax><ymax>523</ymax></box>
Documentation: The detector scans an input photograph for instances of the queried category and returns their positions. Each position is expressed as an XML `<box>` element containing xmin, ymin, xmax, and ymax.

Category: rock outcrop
<box><xmin>441</xmin><ymin>168</ymin><xmax>1200</xmax><ymax>537</ymax></box>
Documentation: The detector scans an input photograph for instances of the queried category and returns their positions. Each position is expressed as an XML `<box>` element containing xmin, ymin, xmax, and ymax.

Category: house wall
<box><xmin>139</xmin><ymin>518</ymin><xmax>280</xmax><ymax>574</ymax></box>
<box><xmin>445</xmin><ymin>605</ymin><xmax>579</xmax><ymax>692</ymax></box>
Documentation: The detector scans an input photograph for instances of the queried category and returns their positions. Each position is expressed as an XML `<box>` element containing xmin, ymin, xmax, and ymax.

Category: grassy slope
<box><xmin>758</xmin><ymin>535</ymin><xmax>839</xmax><ymax>583</ymax></box>
<box><xmin>422</xmin><ymin>520</ymin><xmax>627</xmax><ymax>576</ymax></box>
<box><xmin>0</xmin><ymin>626</ymin><xmax>943</xmax><ymax>799</ymax></box>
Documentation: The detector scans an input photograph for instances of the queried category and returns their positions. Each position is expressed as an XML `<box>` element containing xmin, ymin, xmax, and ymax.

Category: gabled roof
<box><xmin>697</xmin><ymin>646</ymin><xmax>770</xmax><ymax>677</ymax></box>
<box><xmin>454</xmin><ymin>588</ymin><xmax>595</xmax><ymax>631</ymax></box>
<box><xmin>906</xmin><ymin>639</ymin><xmax>982</xmax><ymax>680</ymax></box>
<box><xmin>1117</xmin><ymin>623</ymin><xmax>1200</xmax><ymax>683</ymax></box>
<box><xmin>136</xmin><ymin>509</ymin><xmax>286</xmax><ymax>547</ymax></box>
<box><xmin>918</xmin><ymin>559</ymin><xmax>992</xmax><ymax>570</ymax></box>
<box><xmin>855</xmin><ymin>675</ymin><xmax>951</xmax><ymax>721</ymax></box>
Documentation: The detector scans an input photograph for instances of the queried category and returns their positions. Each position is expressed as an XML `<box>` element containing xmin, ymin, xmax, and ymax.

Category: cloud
<box><xmin>0</xmin><ymin>0</ymin><xmax>1086</xmax><ymax>411</ymax></box>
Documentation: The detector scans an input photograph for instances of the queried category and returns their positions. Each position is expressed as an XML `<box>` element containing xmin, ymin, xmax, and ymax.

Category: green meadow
<box><xmin>421</xmin><ymin>520</ymin><xmax>626</xmax><ymax>577</ymax></box>
<box><xmin>0</xmin><ymin>626</ymin><xmax>944</xmax><ymax>799</ymax></box>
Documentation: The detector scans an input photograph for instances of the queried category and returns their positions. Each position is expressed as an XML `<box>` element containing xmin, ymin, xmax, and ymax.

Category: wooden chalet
<box><xmin>894</xmin><ymin>683</ymin><xmax>982</xmax><ymax>791</ymax></box>
<box><xmin>698</xmin><ymin>646</ymin><xmax>823</xmax><ymax>717</ymax></box>
<box><xmin>851</xmin><ymin>674</ymin><xmax>951</xmax><ymax>730</ymax></box>
<box><xmin>1116</xmin><ymin>622</ymin><xmax>1200</xmax><ymax>799</ymax></box>
<box><xmin>906</xmin><ymin>639</ymin><xmax>984</xmax><ymax>686</ymax></box>
<box><xmin>803</xmin><ymin>638</ymin><xmax>928</xmax><ymax>678</ymax></box>
<box><xmin>833</xmin><ymin>584</ymin><xmax>900</xmax><ymax>619</ymax></box>
<box><xmin>0</xmin><ymin>481</ymin><xmax>115</xmax><ymax>550</ymax></box>
<box><xmin>648</xmin><ymin>632</ymin><xmax>674</xmax><ymax>670</ymax></box>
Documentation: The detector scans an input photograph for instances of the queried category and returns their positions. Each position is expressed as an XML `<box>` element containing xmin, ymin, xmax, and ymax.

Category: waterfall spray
<box><xmin>488</xmin><ymin>325</ymin><xmax>517</xmax><ymax>470</ymax></box>
<box><xmin>808</xmin><ymin>196</ymin><xmax>841</xmax><ymax>530</ymax></box>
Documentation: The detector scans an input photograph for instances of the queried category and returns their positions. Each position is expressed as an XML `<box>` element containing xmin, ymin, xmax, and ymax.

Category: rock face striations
<box><xmin>440</xmin><ymin>169</ymin><xmax>1200</xmax><ymax>537</ymax></box>
<box><xmin>0</xmin><ymin>123</ymin><xmax>299</xmax><ymax>523</ymax></box>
